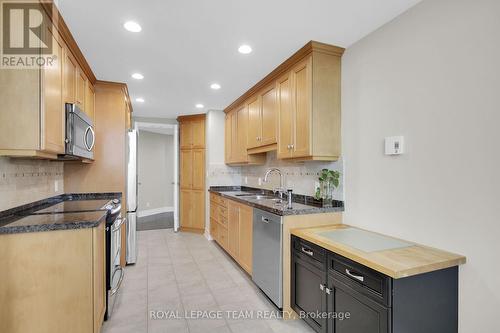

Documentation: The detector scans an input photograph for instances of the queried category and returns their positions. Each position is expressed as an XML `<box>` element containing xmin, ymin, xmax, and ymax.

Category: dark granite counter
<box><xmin>0</xmin><ymin>192</ymin><xmax>121</xmax><ymax>234</ymax></box>
<box><xmin>209</xmin><ymin>186</ymin><xmax>344</xmax><ymax>216</ymax></box>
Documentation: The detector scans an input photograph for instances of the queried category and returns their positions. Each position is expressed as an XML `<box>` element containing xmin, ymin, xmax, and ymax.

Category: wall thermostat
<box><xmin>385</xmin><ymin>136</ymin><xmax>404</xmax><ymax>155</ymax></box>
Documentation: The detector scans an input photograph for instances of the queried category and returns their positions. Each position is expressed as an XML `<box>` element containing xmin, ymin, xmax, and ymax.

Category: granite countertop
<box><xmin>291</xmin><ymin>224</ymin><xmax>466</xmax><ymax>279</ymax></box>
<box><xmin>209</xmin><ymin>186</ymin><xmax>344</xmax><ymax>216</ymax></box>
<box><xmin>0</xmin><ymin>192</ymin><xmax>121</xmax><ymax>235</ymax></box>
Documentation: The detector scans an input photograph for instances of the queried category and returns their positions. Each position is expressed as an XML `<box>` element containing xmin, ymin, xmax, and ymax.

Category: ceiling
<box><xmin>57</xmin><ymin>0</ymin><xmax>421</xmax><ymax>119</ymax></box>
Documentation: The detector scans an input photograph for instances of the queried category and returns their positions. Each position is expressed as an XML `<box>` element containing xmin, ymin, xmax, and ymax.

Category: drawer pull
<box><xmin>319</xmin><ymin>284</ymin><xmax>325</xmax><ymax>291</ymax></box>
<box><xmin>345</xmin><ymin>269</ymin><xmax>365</xmax><ymax>282</ymax></box>
<box><xmin>301</xmin><ymin>247</ymin><xmax>313</xmax><ymax>256</ymax></box>
<box><xmin>261</xmin><ymin>217</ymin><xmax>270</xmax><ymax>223</ymax></box>
<box><xmin>325</xmin><ymin>287</ymin><xmax>331</xmax><ymax>295</ymax></box>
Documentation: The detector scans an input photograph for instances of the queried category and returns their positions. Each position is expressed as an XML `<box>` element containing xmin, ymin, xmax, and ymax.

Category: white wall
<box><xmin>341</xmin><ymin>0</ymin><xmax>500</xmax><ymax>331</ymax></box>
<box><xmin>138</xmin><ymin>131</ymin><xmax>174</xmax><ymax>212</ymax></box>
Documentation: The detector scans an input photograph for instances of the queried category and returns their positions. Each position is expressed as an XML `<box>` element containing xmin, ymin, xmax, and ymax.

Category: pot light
<box><xmin>124</xmin><ymin>21</ymin><xmax>142</xmax><ymax>32</ymax></box>
<box><xmin>210</xmin><ymin>83</ymin><xmax>221</xmax><ymax>90</ymax></box>
<box><xmin>131</xmin><ymin>73</ymin><xmax>144</xmax><ymax>80</ymax></box>
<box><xmin>238</xmin><ymin>44</ymin><xmax>252</xmax><ymax>54</ymax></box>
<box><xmin>135</xmin><ymin>98</ymin><xmax>145</xmax><ymax>103</ymax></box>
<box><xmin>195</xmin><ymin>104</ymin><xmax>204</xmax><ymax>109</ymax></box>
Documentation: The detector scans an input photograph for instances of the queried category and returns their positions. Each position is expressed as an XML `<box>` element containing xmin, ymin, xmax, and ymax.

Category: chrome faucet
<box><xmin>263</xmin><ymin>168</ymin><xmax>286</xmax><ymax>199</ymax></box>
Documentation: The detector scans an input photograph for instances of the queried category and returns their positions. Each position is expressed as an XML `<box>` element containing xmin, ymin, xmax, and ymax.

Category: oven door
<box><xmin>66</xmin><ymin>103</ymin><xmax>95</xmax><ymax>160</ymax></box>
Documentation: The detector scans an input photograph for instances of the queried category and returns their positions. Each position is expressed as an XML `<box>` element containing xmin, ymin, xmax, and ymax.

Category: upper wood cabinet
<box><xmin>180</xmin><ymin>117</ymin><xmax>205</xmax><ymax>149</ymax></box>
<box><xmin>224</xmin><ymin>41</ymin><xmax>344</xmax><ymax>163</ymax></box>
<box><xmin>247</xmin><ymin>84</ymin><xmax>277</xmax><ymax>152</ymax></box>
<box><xmin>225</xmin><ymin>104</ymin><xmax>266</xmax><ymax>165</ymax></box>
<box><xmin>0</xmin><ymin>4</ymin><xmax>97</xmax><ymax>160</ymax></box>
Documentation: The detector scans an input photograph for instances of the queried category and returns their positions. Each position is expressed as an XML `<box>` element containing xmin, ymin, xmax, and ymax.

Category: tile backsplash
<box><xmin>240</xmin><ymin>152</ymin><xmax>344</xmax><ymax>200</ymax></box>
<box><xmin>0</xmin><ymin>157</ymin><xmax>64</xmax><ymax>211</ymax></box>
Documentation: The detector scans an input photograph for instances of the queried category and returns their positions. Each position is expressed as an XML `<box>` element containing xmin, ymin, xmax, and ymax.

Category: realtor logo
<box><xmin>2</xmin><ymin>1</ymin><xmax>52</xmax><ymax>54</ymax></box>
<box><xmin>1</xmin><ymin>1</ymin><xmax>55</xmax><ymax>68</ymax></box>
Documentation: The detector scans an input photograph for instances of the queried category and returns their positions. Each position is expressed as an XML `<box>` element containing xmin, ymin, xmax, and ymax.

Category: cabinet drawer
<box><xmin>210</xmin><ymin>203</ymin><xmax>219</xmax><ymax>220</ymax></box>
<box><xmin>293</xmin><ymin>236</ymin><xmax>326</xmax><ymax>264</ymax></box>
<box><xmin>210</xmin><ymin>218</ymin><xmax>218</xmax><ymax>239</ymax></box>
<box><xmin>210</xmin><ymin>193</ymin><xmax>228</xmax><ymax>208</ymax></box>
<box><xmin>329</xmin><ymin>253</ymin><xmax>391</xmax><ymax>307</ymax></box>
<box><xmin>218</xmin><ymin>206</ymin><xmax>228</xmax><ymax>219</ymax></box>
<box><xmin>219</xmin><ymin>215</ymin><xmax>228</xmax><ymax>227</ymax></box>
<box><xmin>218</xmin><ymin>225</ymin><xmax>228</xmax><ymax>248</ymax></box>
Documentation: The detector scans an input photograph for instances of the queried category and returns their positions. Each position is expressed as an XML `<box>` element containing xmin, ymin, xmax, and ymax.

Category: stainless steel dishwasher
<box><xmin>252</xmin><ymin>208</ymin><xmax>283</xmax><ymax>308</ymax></box>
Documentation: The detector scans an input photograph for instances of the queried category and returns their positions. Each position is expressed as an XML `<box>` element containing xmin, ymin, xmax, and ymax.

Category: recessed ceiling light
<box><xmin>238</xmin><ymin>44</ymin><xmax>252</xmax><ymax>54</ymax></box>
<box><xmin>124</xmin><ymin>21</ymin><xmax>142</xmax><ymax>32</ymax></box>
<box><xmin>131</xmin><ymin>73</ymin><xmax>144</xmax><ymax>80</ymax></box>
<box><xmin>136</xmin><ymin>98</ymin><xmax>145</xmax><ymax>103</ymax></box>
<box><xmin>195</xmin><ymin>104</ymin><xmax>204</xmax><ymax>109</ymax></box>
<box><xmin>210</xmin><ymin>83</ymin><xmax>221</xmax><ymax>90</ymax></box>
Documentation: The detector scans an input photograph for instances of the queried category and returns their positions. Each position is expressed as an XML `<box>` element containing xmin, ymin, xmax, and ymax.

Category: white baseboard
<box><xmin>138</xmin><ymin>206</ymin><xmax>174</xmax><ymax>218</ymax></box>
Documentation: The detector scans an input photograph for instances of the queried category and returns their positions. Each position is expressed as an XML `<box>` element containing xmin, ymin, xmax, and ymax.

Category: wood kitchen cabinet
<box><xmin>209</xmin><ymin>194</ymin><xmax>253</xmax><ymax>275</ymax></box>
<box><xmin>291</xmin><ymin>235</ymin><xmax>460</xmax><ymax>333</ymax></box>
<box><xmin>224</xmin><ymin>41</ymin><xmax>344</xmax><ymax>163</ymax></box>
<box><xmin>178</xmin><ymin>114</ymin><xmax>206</xmax><ymax>233</ymax></box>
<box><xmin>0</xmin><ymin>223</ymin><xmax>106</xmax><ymax>333</ymax></box>
<box><xmin>0</xmin><ymin>4</ymin><xmax>97</xmax><ymax>160</ymax></box>
<box><xmin>225</xmin><ymin>105</ymin><xmax>266</xmax><ymax>165</ymax></box>
<box><xmin>247</xmin><ymin>83</ymin><xmax>277</xmax><ymax>153</ymax></box>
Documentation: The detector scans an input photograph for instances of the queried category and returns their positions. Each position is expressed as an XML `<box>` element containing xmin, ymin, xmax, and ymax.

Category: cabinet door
<box><xmin>291</xmin><ymin>57</ymin><xmax>312</xmax><ymax>158</ymax></box>
<box><xmin>227</xmin><ymin>200</ymin><xmax>240</xmax><ymax>259</ymax></box>
<box><xmin>261</xmin><ymin>84</ymin><xmax>277</xmax><ymax>146</ymax></box>
<box><xmin>180</xmin><ymin>121</ymin><xmax>193</xmax><ymax>149</ymax></box>
<box><xmin>230</xmin><ymin>109</ymin><xmax>239</xmax><ymax>162</ymax></box>
<box><xmin>76</xmin><ymin>68</ymin><xmax>87</xmax><ymax>111</ymax></box>
<box><xmin>190</xmin><ymin>190</ymin><xmax>205</xmax><ymax>230</ymax></box>
<box><xmin>192</xmin><ymin>118</ymin><xmax>205</xmax><ymax>149</ymax></box>
<box><xmin>192</xmin><ymin>149</ymin><xmax>205</xmax><ymax>190</ymax></box>
<box><xmin>236</xmin><ymin>105</ymin><xmax>248</xmax><ymax>162</ymax></box>
<box><xmin>180</xmin><ymin>150</ymin><xmax>193</xmax><ymax>189</ymax></box>
<box><xmin>328</xmin><ymin>275</ymin><xmax>390</xmax><ymax>333</ymax></box>
<box><xmin>291</xmin><ymin>253</ymin><xmax>327</xmax><ymax>333</ymax></box>
<box><xmin>93</xmin><ymin>222</ymin><xmax>106</xmax><ymax>333</ymax></box>
<box><xmin>180</xmin><ymin>190</ymin><xmax>192</xmax><ymax>228</ymax></box>
<box><xmin>225</xmin><ymin>113</ymin><xmax>232</xmax><ymax>163</ymax></box>
<box><xmin>247</xmin><ymin>96</ymin><xmax>261</xmax><ymax>149</ymax></box>
<box><xmin>41</xmin><ymin>27</ymin><xmax>65</xmax><ymax>154</ymax></box>
<box><xmin>63</xmin><ymin>48</ymin><xmax>77</xmax><ymax>104</ymax></box>
<box><xmin>86</xmin><ymin>83</ymin><xmax>95</xmax><ymax>124</ymax></box>
<box><xmin>210</xmin><ymin>218</ymin><xmax>218</xmax><ymax>241</ymax></box>
<box><xmin>277</xmin><ymin>73</ymin><xmax>293</xmax><ymax>159</ymax></box>
<box><xmin>238</xmin><ymin>204</ymin><xmax>253</xmax><ymax>274</ymax></box>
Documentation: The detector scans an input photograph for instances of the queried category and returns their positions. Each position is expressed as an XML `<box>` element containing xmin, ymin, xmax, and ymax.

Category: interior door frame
<box><xmin>134</xmin><ymin>121</ymin><xmax>180</xmax><ymax>232</ymax></box>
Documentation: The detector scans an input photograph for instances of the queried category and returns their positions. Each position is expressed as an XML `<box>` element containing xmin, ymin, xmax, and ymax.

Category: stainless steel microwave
<box><xmin>62</xmin><ymin>103</ymin><xmax>95</xmax><ymax>160</ymax></box>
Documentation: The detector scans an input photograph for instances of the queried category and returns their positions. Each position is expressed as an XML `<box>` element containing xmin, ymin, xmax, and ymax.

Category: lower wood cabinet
<box><xmin>291</xmin><ymin>236</ymin><xmax>459</xmax><ymax>333</ymax></box>
<box><xmin>0</xmin><ymin>224</ymin><xmax>106</xmax><ymax>333</ymax></box>
<box><xmin>210</xmin><ymin>193</ymin><xmax>253</xmax><ymax>275</ymax></box>
<box><xmin>180</xmin><ymin>190</ymin><xmax>205</xmax><ymax>230</ymax></box>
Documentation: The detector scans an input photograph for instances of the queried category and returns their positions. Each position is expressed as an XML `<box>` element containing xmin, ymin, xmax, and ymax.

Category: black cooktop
<box><xmin>32</xmin><ymin>199</ymin><xmax>112</xmax><ymax>214</ymax></box>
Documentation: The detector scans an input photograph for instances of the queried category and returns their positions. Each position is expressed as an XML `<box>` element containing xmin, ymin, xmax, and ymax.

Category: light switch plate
<box><xmin>385</xmin><ymin>136</ymin><xmax>405</xmax><ymax>155</ymax></box>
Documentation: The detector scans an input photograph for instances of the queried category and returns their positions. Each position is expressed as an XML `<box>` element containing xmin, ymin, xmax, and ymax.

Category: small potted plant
<box><xmin>315</xmin><ymin>169</ymin><xmax>340</xmax><ymax>205</ymax></box>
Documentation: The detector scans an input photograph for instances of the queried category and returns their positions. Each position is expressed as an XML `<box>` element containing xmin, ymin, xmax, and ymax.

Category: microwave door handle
<box><xmin>84</xmin><ymin>126</ymin><xmax>95</xmax><ymax>151</ymax></box>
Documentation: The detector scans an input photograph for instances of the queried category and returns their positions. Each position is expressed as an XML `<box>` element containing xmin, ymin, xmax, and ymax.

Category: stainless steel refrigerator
<box><xmin>126</xmin><ymin>129</ymin><xmax>138</xmax><ymax>264</ymax></box>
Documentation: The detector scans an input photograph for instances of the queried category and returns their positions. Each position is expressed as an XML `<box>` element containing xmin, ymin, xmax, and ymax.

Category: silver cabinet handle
<box><xmin>290</xmin><ymin>144</ymin><xmax>294</xmax><ymax>149</ymax></box>
<box><xmin>319</xmin><ymin>284</ymin><xmax>325</xmax><ymax>291</ymax></box>
<box><xmin>345</xmin><ymin>269</ymin><xmax>365</xmax><ymax>282</ymax></box>
<box><xmin>287</xmin><ymin>144</ymin><xmax>291</xmax><ymax>149</ymax></box>
<box><xmin>301</xmin><ymin>247</ymin><xmax>313</xmax><ymax>256</ymax></box>
<box><xmin>110</xmin><ymin>266</ymin><xmax>124</xmax><ymax>296</ymax></box>
<box><xmin>261</xmin><ymin>217</ymin><xmax>270</xmax><ymax>223</ymax></box>
<box><xmin>325</xmin><ymin>287</ymin><xmax>331</xmax><ymax>295</ymax></box>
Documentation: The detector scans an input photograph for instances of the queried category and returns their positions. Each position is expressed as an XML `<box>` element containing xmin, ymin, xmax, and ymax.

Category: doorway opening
<box><xmin>134</xmin><ymin>122</ymin><xmax>179</xmax><ymax>231</ymax></box>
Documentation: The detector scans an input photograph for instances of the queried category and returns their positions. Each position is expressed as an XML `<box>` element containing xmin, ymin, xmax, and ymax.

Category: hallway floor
<box><xmin>102</xmin><ymin>229</ymin><xmax>314</xmax><ymax>333</ymax></box>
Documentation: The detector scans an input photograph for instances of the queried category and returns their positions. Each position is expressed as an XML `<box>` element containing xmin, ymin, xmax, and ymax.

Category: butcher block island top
<box><xmin>291</xmin><ymin>224</ymin><xmax>466</xmax><ymax>279</ymax></box>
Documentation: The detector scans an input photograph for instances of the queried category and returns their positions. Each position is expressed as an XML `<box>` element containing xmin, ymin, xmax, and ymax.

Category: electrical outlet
<box><xmin>244</xmin><ymin>176</ymin><xmax>248</xmax><ymax>184</ymax></box>
<box><xmin>146</xmin><ymin>202</ymin><xmax>150</xmax><ymax>208</ymax></box>
<box><xmin>314</xmin><ymin>181</ymin><xmax>320</xmax><ymax>192</ymax></box>
<box><xmin>54</xmin><ymin>180</ymin><xmax>58</xmax><ymax>193</ymax></box>
<box><xmin>258</xmin><ymin>177</ymin><xmax>262</xmax><ymax>186</ymax></box>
